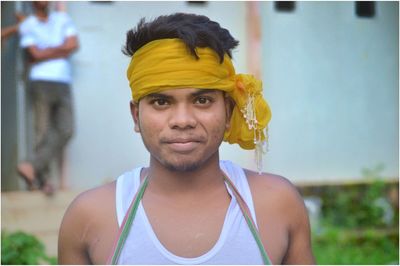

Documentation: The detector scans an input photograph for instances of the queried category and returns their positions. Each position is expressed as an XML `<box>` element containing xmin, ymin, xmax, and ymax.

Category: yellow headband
<box><xmin>127</xmin><ymin>39</ymin><xmax>271</xmax><ymax>169</ymax></box>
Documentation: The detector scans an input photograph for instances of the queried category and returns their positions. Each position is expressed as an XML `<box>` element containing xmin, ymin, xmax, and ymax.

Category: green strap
<box><xmin>107</xmin><ymin>174</ymin><xmax>271</xmax><ymax>265</ymax></box>
<box><xmin>223</xmin><ymin>175</ymin><xmax>272</xmax><ymax>265</ymax></box>
<box><xmin>107</xmin><ymin>176</ymin><xmax>149</xmax><ymax>264</ymax></box>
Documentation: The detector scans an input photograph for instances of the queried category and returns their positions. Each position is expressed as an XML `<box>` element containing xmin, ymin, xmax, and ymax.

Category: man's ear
<box><xmin>130</xmin><ymin>100</ymin><xmax>140</xmax><ymax>132</ymax></box>
<box><xmin>224</xmin><ymin>94</ymin><xmax>235</xmax><ymax>130</ymax></box>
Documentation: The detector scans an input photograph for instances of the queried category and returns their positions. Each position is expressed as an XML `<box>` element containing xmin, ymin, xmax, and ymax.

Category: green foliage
<box><xmin>313</xmin><ymin>226</ymin><xmax>399</xmax><ymax>265</ymax></box>
<box><xmin>311</xmin><ymin>164</ymin><xmax>399</xmax><ymax>264</ymax></box>
<box><xmin>1</xmin><ymin>230</ymin><xmax>56</xmax><ymax>265</ymax></box>
<box><xmin>322</xmin><ymin>180</ymin><xmax>387</xmax><ymax>228</ymax></box>
<box><xmin>322</xmin><ymin>164</ymin><xmax>392</xmax><ymax>228</ymax></box>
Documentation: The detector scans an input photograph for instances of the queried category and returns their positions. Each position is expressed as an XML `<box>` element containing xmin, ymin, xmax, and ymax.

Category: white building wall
<box><xmin>261</xmin><ymin>1</ymin><xmax>399</xmax><ymax>183</ymax></box>
<box><xmin>64</xmin><ymin>1</ymin><xmax>398</xmax><ymax>189</ymax></box>
<box><xmin>65</xmin><ymin>1</ymin><xmax>251</xmax><ymax>188</ymax></box>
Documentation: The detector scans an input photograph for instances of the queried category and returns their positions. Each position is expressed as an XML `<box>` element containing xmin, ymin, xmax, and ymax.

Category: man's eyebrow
<box><xmin>146</xmin><ymin>93</ymin><xmax>173</xmax><ymax>99</ymax></box>
<box><xmin>146</xmin><ymin>89</ymin><xmax>219</xmax><ymax>99</ymax></box>
<box><xmin>190</xmin><ymin>89</ymin><xmax>219</xmax><ymax>97</ymax></box>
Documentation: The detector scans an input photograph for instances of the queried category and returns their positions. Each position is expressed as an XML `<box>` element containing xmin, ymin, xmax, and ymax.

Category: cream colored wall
<box><xmin>261</xmin><ymin>2</ymin><xmax>399</xmax><ymax>182</ymax></box>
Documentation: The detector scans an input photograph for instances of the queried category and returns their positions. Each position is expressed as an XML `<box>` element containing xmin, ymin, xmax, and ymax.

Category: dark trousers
<box><xmin>29</xmin><ymin>80</ymin><xmax>74</xmax><ymax>185</ymax></box>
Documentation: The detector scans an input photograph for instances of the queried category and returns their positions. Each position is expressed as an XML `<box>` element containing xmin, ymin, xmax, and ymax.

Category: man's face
<box><xmin>131</xmin><ymin>88</ymin><xmax>232</xmax><ymax>172</ymax></box>
<box><xmin>32</xmin><ymin>1</ymin><xmax>49</xmax><ymax>11</ymax></box>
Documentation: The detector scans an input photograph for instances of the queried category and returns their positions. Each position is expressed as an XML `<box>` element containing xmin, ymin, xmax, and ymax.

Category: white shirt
<box><xmin>19</xmin><ymin>11</ymin><xmax>77</xmax><ymax>83</ymax></box>
<box><xmin>115</xmin><ymin>160</ymin><xmax>266</xmax><ymax>264</ymax></box>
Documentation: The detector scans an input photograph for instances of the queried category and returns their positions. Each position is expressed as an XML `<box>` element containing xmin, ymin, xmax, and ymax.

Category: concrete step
<box><xmin>2</xmin><ymin>190</ymin><xmax>82</xmax><ymax>257</ymax></box>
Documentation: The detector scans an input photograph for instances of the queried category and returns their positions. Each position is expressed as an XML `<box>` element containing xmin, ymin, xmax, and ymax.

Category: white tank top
<box><xmin>115</xmin><ymin>160</ymin><xmax>264</xmax><ymax>264</ymax></box>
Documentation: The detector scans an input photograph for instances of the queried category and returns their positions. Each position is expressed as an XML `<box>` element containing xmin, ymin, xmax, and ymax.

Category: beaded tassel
<box><xmin>241</xmin><ymin>93</ymin><xmax>267</xmax><ymax>174</ymax></box>
<box><xmin>241</xmin><ymin>93</ymin><xmax>257</xmax><ymax>131</ymax></box>
<box><xmin>254</xmin><ymin>127</ymin><xmax>269</xmax><ymax>174</ymax></box>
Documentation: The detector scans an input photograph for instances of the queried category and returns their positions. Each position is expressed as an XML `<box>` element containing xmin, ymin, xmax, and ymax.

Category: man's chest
<box><xmin>141</xmin><ymin>194</ymin><xmax>232</xmax><ymax>258</ymax></box>
<box><xmin>30</xmin><ymin>19</ymin><xmax>66</xmax><ymax>47</ymax></box>
<box><xmin>86</xmin><ymin>201</ymin><xmax>230</xmax><ymax>263</ymax></box>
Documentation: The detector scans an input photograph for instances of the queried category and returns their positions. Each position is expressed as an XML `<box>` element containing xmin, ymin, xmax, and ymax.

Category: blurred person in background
<box><xmin>16</xmin><ymin>1</ymin><xmax>79</xmax><ymax>195</ymax></box>
<box><xmin>1</xmin><ymin>12</ymin><xmax>26</xmax><ymax>42</ymax></box>
<box><xmin>58</xmin><ymin>13</ymin><xmax>314</xmax><ymax>264</ymax></box>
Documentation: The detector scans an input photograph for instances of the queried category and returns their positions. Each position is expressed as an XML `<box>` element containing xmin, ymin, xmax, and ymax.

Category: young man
<box><xmin>58</xmin><ymin>13</ymin><xmax>315</xmax><ymax>264</ymax></box>
<box><xmin>17</xmin><ymin>1</ymin><xmax>78</xmax><ymax>194</ymax></box>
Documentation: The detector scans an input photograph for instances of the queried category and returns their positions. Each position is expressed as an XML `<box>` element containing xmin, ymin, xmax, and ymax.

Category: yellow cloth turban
<box><xmin>126</xmin><ymin>38</ymin><xmax>271</xmax><ymax>154</ymax></box>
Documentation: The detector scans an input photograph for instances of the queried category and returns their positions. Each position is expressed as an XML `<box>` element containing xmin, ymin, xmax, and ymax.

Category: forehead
<box><xmin>144</xmin><ymin>88</ymin><xmax>223</xmax><ymax>98</ymax></box>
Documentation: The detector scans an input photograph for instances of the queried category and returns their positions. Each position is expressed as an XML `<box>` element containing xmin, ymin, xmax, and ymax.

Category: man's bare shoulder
<box><xmin>244</xmin><ymin>168</ymin><xmax>305</xmax><ymax>214</ymax></box>
<box><xmin>58</xmin><ymin>182</ymin><xmax>117</xmax><ymax>264</ymax></box>
<box><xmin>60</xmin><ymin>181</ymin><xmax>117</xmax><ymax>234</ymax></box>
<box><xmin>245</xmin><ymin>169</ymin><xmax>300</xmax><ymax>195</ymax></box>
<box><xmin>243</xmin><ymin>169</ymin><xmax>314</xmax><ymax>264</ymax></box>
<box><xmin>68</xmin><ymin>182</ymin><xmax>116</xmax><ymax>212</ymax></box>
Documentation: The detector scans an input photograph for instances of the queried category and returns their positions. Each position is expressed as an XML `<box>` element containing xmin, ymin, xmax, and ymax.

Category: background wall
<box><xmin>4</xmin><ymin>1</ymin><xmax>398</xmax><ymax>190</ymax></box>
<box><xmin>261</xmin><ymin>1</ymin><xmax>399</xmax><ymax>183</ymax></box>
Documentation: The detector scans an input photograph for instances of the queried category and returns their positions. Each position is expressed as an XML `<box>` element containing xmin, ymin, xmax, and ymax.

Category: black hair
<box><xmin>122</xmin><ymin>13</ymin><xmax>239</xmax><ymax>63</ymax></box>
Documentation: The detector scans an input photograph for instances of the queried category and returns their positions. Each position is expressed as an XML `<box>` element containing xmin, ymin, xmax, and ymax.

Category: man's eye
<box><xmin>152</xmin><ymin>99</ymin><xmax>169</xmax><ymax>106</ymax></box>
<box><xmin>195</xmin><ymin>96</ymin><xmax>212</xmax><ymax>105</ymax></box>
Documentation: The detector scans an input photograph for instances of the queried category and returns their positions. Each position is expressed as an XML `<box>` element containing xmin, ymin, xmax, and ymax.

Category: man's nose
<box><xmin>168</xmin><ymin>103</ymin><xmax>197</xmax><ymax>129</ymax></box>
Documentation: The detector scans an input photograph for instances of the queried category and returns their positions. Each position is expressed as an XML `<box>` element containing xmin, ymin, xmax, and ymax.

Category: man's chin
<box><xmin>162</xmin><ymin>160</ymin><xmax>202</xmax><ymax>172</ymax></box>
<box><xmin>152</xmin><ymin>149</ymin><xmax>218</xmax><ymax>172</ymax></box>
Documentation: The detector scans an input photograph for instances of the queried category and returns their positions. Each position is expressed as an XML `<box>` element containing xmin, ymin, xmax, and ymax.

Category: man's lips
<box><xmin>162</xmin><ymin>138</ymin><xmax>204</xmax><ymax>152</ymax></box>
<box><xmin>163</xmin><ymin>138</ymin><xmax>202</xmax><ymax>144</ymax></box>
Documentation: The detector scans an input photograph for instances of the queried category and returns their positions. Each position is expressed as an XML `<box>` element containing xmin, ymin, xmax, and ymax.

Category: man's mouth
<box><xmin>165</xmin><ymin>138</ymin><xmax>200</xmax><ymax>144</ymax></box>
<box><xmin>162</xmin><ymin>138</ymin><xmax>203</xmax><ymax>153</ymax></box>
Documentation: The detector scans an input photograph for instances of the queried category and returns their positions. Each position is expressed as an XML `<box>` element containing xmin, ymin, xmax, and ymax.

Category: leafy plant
<box><xmin>310</xmin><ymin>164</ymin><xmax>399</xmax><ymax>264</ymax></box>
<box><xmin>1</xmin><ymin>230</ymin><xmax>56</xmax><ymax>265</ymax></box>
<box><xmin>313</xmin><ymin>226</ymin><xmax>399</xmax><ymax>265</ymax></box>
<box><xmin>321</xmin><ymin>164</ymin><xmax>391</xmax><ymax>228</ymax></box>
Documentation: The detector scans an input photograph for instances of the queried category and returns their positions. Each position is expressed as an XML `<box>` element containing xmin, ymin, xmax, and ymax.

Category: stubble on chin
<box><xmin>159</xmin><ymin>158</ymin><xmax>202</xmax><ymax>172</ymax></box>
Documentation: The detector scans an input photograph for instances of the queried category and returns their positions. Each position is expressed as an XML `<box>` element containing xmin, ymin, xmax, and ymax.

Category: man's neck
<box><xmin>143</xmin><ymin>155</ymin><xmax>226</xmax><ymax>197</ymax></box>
<box><xmin>35</xmin><ymin>9</ymin><xmax>49</xmax><ymax>22</ymax></box>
